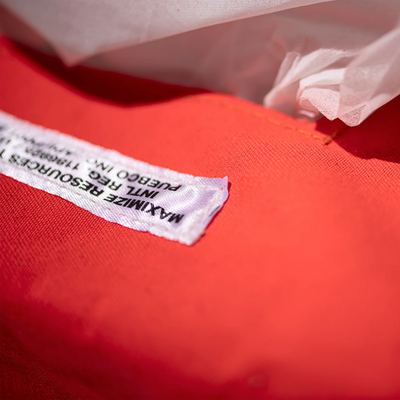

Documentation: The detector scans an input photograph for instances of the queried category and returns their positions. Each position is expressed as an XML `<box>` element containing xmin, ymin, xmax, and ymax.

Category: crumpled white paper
<box><xmin>1</xmin><ymin>0</ymin><xmax>400</xmax><ymax>126</ymax></box>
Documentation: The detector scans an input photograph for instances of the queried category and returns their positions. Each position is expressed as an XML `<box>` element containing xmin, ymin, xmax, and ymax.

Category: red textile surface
<box><xmin>1</xmin><ymin>36</ymin><xmax>400</xmax><ymax>399</ymax></box>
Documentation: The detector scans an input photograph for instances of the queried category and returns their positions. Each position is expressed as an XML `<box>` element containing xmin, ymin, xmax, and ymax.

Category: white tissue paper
<box><xmin>1</xmin><ymin>0</ymin><xmax>400</xmax><ymax>126</ymax></box>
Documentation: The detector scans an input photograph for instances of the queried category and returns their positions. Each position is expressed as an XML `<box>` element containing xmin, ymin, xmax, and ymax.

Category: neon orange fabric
<box><xmin>1</xmin><ymin>37</ymin><xmax>400</xmax><ymax>400</ymax></box>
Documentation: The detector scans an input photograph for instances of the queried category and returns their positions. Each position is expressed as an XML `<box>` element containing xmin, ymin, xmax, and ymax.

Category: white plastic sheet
<box><xmin>1</xmin><ymin>0</ymin><xmax>400</xmax><ymax>126</ymax></box>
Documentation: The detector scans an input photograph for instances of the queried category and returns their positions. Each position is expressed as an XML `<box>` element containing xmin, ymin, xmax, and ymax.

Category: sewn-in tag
<box><xmin>0</xmin><ymin>111</ymin><xmax>228</xmax><ymax>245</ymax></box>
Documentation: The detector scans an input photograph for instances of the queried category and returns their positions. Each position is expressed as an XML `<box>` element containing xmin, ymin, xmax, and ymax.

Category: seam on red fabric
<box><xmin>186</xmin><ymin>96</ymin><xmax>338</xmax><ymax>144</ymax></box>
<box><xmin>322</xmin><ymin>125</ymin><xmax>347</xmax><ymax>145</ymax></box>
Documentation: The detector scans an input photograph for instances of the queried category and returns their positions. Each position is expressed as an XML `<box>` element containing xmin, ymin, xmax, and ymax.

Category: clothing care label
<box><xmin>0</xmin><ymin>111</ymin><xmax>228</xmax><ymax>245</ymax></box>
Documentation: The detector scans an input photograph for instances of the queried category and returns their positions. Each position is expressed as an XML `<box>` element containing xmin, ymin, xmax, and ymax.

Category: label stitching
<box><xmin>0</xmin><ymin>158</ymin><xmax>223</xmax><ymax>233</ymax></box>
<box><xmin>0</xmin><ymin>111</ymin><xmax>229</xmax><ymax>245</ymax></box>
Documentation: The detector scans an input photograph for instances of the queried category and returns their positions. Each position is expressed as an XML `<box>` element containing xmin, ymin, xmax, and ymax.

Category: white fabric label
<box><xmin>0</xmin><ymin>111</ymin><xmax>228</xmax><ymax>245</ymax></box>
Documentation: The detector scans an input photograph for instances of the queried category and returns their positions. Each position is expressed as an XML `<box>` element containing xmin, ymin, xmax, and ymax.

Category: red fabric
<box><xmin>1</xmin><ymin>37</ymin><xmax>400</xmax><ymax>400</ymax></box>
